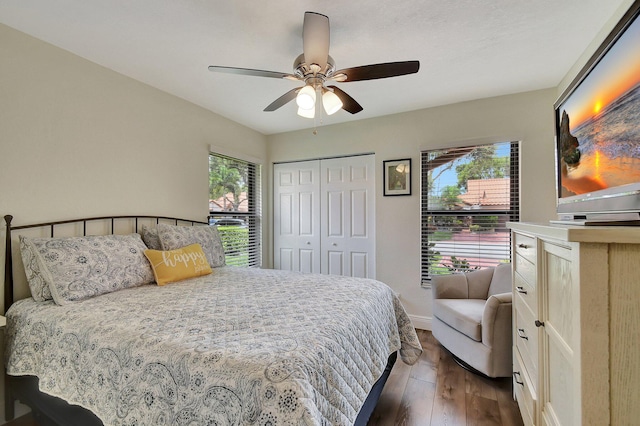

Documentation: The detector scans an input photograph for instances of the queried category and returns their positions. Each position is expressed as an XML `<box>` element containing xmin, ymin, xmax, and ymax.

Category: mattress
<box><xmin>6</xmin><ymin>267</ymin><xmax>422</xmax><ymax>425</ymax></box>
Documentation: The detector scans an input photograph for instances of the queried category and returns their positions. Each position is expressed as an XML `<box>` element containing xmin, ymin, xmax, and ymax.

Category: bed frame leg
<box><xmin>4</xmin><ymin>374</ymin><xmax>15</xmax><ymax>421</ymax></box>
<box><xmin>4</xmin><ymin>215</ymin><xmax>15</xmax><ymax>421</ymax></box>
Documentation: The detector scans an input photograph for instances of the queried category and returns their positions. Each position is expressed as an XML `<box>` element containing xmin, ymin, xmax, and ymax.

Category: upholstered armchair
<box><xmin>431</xmin><ymin>263</ymin><xmax>512</xmax><ymax>378</ymax></box>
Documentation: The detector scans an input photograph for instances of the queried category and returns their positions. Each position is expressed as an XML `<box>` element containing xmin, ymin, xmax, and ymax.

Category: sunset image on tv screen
<box><xmin>558</xmin><ymin>12</ymin><xmax>640</xmax><ymax>197</ymax></box>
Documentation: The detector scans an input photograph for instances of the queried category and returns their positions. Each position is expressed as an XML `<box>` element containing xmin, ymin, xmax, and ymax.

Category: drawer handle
<box><xmin>535</xmin><ymin>320</ymin><xmax>545</xmax><ymax>328</ymax></box>
<box><xmin>513</xmin><ymin>371</ymin><xmax>524</xmax><ymax>386</ymax></box>
<box><xmin>516</xmin><ymin>286</ymin><xmax>528</xmax><ymax>294</ymax></box>
<box><xmin>518</xmin><ymin>243</ymin><xmax>530</xmax><ymax>249</ymax></box>
<box><xmin>517</xmin><ymin>328</ymin><xmax>528</xmax><ymax>340</ymax></box>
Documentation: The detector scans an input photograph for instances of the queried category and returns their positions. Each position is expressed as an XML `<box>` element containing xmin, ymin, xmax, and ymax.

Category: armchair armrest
<box><xmin>481</xmin><ymin>292</ymin><xmax>512</xmax><ymax>346</ymax></box>
<box><xmin>487</xmin><ymin>291</ymin><xmax>512</xmax><ymax>303</ymax></box>
<box><xmin>432</xmin><ymin>273</ymin><xmax>469</xmax><ymax>299</ymax></box>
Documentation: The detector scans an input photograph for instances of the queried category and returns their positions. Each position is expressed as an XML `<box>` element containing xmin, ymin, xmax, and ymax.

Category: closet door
<box><xmin>273</xmin><ymin>161</ymin><xmax>321</xmax><ymax>273</ymax></box>
<box><xmin>321</xmin><ymin>155</ymin><xmax>376</xmax><ymax>279</ymax></box>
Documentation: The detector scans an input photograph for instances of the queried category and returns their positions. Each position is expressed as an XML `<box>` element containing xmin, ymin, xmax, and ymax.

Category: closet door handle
<box><xmin>535</xmin><ymin>320</ymin><xmax>545</xmax><ymax>328</ymax></box>
<box><xmin>518</xmin><ymin>243</ymin><xmax>529</xmax><ymax>249</ymax></box>
<box><xmin>517</xmin><ymin>328</ymin><xmax>528</xmax><ymax>340</ymax></box>
<box><xmin>516</xmin><ymin>286</ymin><xmax>527</xmax><ymax>294</ymax></box>
<box><xmin>513</xmin><ymin>371</ymin><xmax>524</xmax><ymax>386</ymax></box>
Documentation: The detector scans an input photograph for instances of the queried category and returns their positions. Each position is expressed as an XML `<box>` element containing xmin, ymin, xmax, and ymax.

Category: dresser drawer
<box><xmin>514</xmin><ymin>350</ymin><xmax>537</xmax><ymax>426</ymax></box>
<box><xmin>514</xmin><ymin>269</ymin><xmax>537</xmax><ymax>314</ymax></box>
<box><xmin>514</xmin><ymin>232</ymin><xmax>536</xmax><ymax>263</ymax></box>
<box><xmin>515</xmin><ymin>298</ymin><xmax>538</xmax><ymax>385</ymax></box>
<box><xmin>514</xmin><ymin>253</ymin><xmax>536</xmax><ymax>287</ymax></box>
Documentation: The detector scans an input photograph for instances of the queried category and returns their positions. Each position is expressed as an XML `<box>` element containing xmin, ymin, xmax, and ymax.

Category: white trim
<box><xmin>209</xmin><ymin>144</ymin><xmax>263</xmax><ymax>165</ymax></box>
<box><xmin>272</xmin><ymin>152</ymin><xmax>375</xmax><ymax>165</ymax></box>
<box><xmin>419</xmin><ymin>136</ymin><xmax>522</xmax><ymax>152</ymax></box>
<box><xmin>410</xmin><ymin>314</ymin><xmax>431</xmax><ymax>331</ymax></box>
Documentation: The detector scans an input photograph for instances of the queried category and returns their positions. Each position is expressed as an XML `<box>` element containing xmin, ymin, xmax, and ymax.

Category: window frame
<box><xmin>208</xmin><ymin>151</ymin><xmax>262</xmax><ymax>268</ymax></box>
<box><xmin>420</xmin><ymin>141</ymin><xmax>520</xmax><ymax>287</ymax></box>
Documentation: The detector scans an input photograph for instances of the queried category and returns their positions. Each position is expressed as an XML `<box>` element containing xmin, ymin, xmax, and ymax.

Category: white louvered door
<box><xmin>273</xmin><ymin>155</ymin><xmax>375</xmax><ymax>278</ymax></box>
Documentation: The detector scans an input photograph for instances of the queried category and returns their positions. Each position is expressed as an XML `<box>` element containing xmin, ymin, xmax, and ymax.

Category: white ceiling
<box><xmin>0</xmin><ymin>0</ymin><xmax>628</xmax><ymax>135</ymax></box>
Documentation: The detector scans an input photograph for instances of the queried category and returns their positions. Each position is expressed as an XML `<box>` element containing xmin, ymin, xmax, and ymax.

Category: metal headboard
<box><xmin>3</xmin><ymin>214</ymin><xmax>207</xmax><ymax>314</ymax></box>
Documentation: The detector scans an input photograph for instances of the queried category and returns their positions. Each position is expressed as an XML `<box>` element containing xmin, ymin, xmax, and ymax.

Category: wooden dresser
<box><xmin>508</xmin><ymin>222</ymin><xmax>640</xmax><ymax>426</ymax></box>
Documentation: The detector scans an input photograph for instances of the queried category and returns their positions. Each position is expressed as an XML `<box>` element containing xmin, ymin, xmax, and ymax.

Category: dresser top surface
<box><xmin>507</xmin><ymin>222</ymin><xmax>640</xmax><ymax>244</ymax></box>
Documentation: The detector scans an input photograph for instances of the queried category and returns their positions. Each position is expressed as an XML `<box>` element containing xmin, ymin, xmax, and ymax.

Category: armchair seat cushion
<box><xmin>433</xmin><ymin>299</ymin><xmax>486</xmax><ymax>342</ymax></box>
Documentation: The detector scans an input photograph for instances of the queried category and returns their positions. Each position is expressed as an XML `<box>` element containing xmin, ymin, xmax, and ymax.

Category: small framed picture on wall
<box><xmin>383</xmin><ymin>158</ymin><xmax>411</xmax><ymax>196</ymax></box>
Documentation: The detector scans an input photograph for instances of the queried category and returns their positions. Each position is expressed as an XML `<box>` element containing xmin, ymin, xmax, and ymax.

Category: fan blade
<box><xmin>264</xmin><ymin>88</ymin><xmax>300</xmax><ymax>112</ymax></box>
<box><xmin>208</xmin><ymin>65</ymin><xmax>297</xmax><ymax>80</ymax></box>
<box><xmin>303</xmin><ymin>12</ymin><xmax>330</xmax><ymax>72</ymax></box>
<box><xmin>331</xmin><ymin>61</ymin><xmax>420</xmax><ymax>82</ymax></box>
<box><xmin>327</xmin><ymin>86</ymin><xmax>363</xmax><ymax>114</ymax></box>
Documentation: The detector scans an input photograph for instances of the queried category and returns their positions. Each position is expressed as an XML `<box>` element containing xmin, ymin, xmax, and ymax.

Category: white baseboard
<box><xmin>409</xmin><ymin>315</ymin><xmax>432</xmax><ymax>331</ymax></box>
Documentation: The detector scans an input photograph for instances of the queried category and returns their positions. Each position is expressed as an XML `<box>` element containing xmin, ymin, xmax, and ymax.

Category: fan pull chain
<box><xmin>313</xmin><ymin>87</ymin><xmax>322</xmax><ymax>135</ymax></box>
<box><xmin>314</xmin><ymin>109</ymin><xmax>318</xmax><ymax>134</ymax></box>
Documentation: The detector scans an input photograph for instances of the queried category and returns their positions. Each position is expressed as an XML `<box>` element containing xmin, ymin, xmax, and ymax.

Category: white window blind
<box><xmin>421</xmin><ymin>141</ymin><xmax>519</xmax><ymax>286</ymax></box>
<box><xmin>209</xmin><ymin>153</ymin><xmax>262</xmax><ymax>267</ymax></box>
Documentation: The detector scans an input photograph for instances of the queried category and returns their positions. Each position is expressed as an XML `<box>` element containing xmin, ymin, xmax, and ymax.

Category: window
<box><xmin>421</xmin><ymin>141</ymin><xmax>519</xmax><ymax>286</ymax></box>
<box><xmin>209</xmin><ymin>153</ymin><xmax>261</xmax><ymax>267</ymax></box>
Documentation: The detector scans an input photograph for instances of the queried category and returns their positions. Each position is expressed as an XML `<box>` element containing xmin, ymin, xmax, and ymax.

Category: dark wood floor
<box><xmin>368</xmin><ymin>329</ymin><xmax>523</xmax><ymax>426</ymax></box>
<box><xmin>6</xmin><ymin>330</ymin><xmax>523</xmax><ymax>426</ymax></box>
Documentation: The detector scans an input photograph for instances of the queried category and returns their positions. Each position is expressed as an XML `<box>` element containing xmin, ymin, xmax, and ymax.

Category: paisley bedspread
<box><xmin>6</xmin><ymin>267</ymin><xmax>422</xmax><ymax>426</ymax></box>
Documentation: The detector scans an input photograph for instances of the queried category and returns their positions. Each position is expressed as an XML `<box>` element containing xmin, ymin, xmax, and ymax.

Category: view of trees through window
<box><xmin>421</xmin><ymin>142</ymin><xmax>519</xmax><ymax>284</ymax></box>
<box><xmin>209</xmin><ymin>155</ymin><xmax>249</xmax><ymax>212</ymax></box>
<box><xmin>209</xmin><ymin>153</ymin><xmax>261</xmax><ymax>267</ymax></box>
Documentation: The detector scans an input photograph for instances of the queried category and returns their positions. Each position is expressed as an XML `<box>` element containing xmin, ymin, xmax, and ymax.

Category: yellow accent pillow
<box><xmin>144</xmin><ymin>243</ymin><xmax>212</xmax><ymax>286</ymax></box>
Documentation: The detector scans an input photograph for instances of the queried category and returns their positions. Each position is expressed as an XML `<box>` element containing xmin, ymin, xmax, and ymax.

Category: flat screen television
<box><xmin>554</xmin><ymin>0</ymin><xmax>640</xmax><ymax>224</ymax></box>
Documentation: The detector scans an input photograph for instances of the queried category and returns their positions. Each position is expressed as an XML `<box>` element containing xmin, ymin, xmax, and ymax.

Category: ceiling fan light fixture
<box><xmin>208</xmin><ymin>12</ymin><xmax>419</xmax><ymax>122</ymax></box>
<box><xmin>322</xmin><ymin>90</ymin><xmax>343</xmax><ymax>115</ymax></box>
<box><xmin>296</xmin><ymin>85</ymin><xmax>316</xmax><ymax>110</ymax></box>
<box><xmin>297</xmin><ymin>106</ymin><xmax>315</xmax><ymax>118</ymax></box>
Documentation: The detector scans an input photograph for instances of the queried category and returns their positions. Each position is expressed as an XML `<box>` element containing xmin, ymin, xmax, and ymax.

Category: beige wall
<box><xmin>557</xmin><ymin>0</ymin><xmax>636</xmax><ymax>98</ymax></box>
<box><xmin>0</xmin><ymin>23</ymin><xmax>268</xmax><ymax>312</ymax></box>
<box><xmin>267</xmin><ymin>89</ymin><xmax>558</xmax><ymax>327</ymax></box>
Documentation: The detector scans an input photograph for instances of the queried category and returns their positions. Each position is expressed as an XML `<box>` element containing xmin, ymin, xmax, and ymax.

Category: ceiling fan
<box><xmin>208</xmin><ymin>11</ymin><xmax>420</xmax><ymax>119</ymax></box>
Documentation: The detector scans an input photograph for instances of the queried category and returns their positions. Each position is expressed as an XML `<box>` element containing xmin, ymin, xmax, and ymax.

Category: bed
<box><xmin>3</xmin><ymin>214</ymin><xmax>422</xmax><ymax>425</ymax></box>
